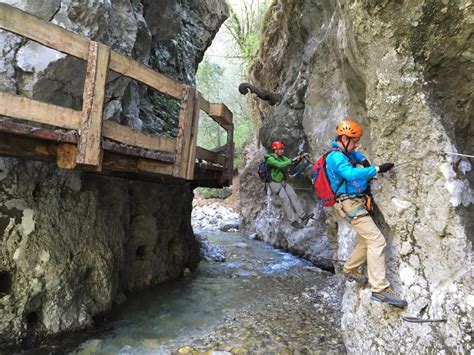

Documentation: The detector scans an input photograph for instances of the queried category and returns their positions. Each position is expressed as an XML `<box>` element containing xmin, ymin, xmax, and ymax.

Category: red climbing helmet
<box><xmin>271</xmin><ymin>141</ymin><xmax>284</xmax><ymax>151</ymax></box>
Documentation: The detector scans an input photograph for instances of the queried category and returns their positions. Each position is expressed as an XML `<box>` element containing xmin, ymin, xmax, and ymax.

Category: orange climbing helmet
<box><xmin>271</xmin><ymin>141</ymin><xmax>284</xmax><ymax>151</ymax></box>
<box><xmin>336</xmin><ymin>120</ymin><xmax>363</xmax><ymax>138</ymax></box>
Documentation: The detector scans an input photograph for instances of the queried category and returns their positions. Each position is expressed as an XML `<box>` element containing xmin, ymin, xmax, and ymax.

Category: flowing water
<box><xmin>28</xmin><ymin>231</ymin><xmax>345</xmax><ymax>354</ymax></box>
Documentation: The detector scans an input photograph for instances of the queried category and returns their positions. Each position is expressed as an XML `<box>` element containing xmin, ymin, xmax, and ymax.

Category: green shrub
<box><xmin>196</xmin><ymin>187</ymin><xmax>232</xmax><ymax>199</ymax></box>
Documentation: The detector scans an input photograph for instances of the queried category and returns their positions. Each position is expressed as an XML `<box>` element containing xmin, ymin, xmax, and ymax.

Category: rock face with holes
<box><xmin>240</xmin><ymin>0</ymin><xmax>472</xmax><ymax>352</ymax></box>
<box><xmin>0</xmin><ymin>0</ymin><xmax>228</xmax><ymax>347</ymax></box>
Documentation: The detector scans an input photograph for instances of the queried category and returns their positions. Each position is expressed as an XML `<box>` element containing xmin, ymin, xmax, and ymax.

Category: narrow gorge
<box><xmin>0</xmin><ymin>0</ymin><xmax>472</xmax><ymax>353</ymax></box>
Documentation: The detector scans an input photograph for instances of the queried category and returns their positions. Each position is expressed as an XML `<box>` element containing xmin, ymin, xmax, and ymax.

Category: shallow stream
<box><xmin>29</xmin><ymin>231</ymin><xmax>345</xmax><ymax>354</ymax></box>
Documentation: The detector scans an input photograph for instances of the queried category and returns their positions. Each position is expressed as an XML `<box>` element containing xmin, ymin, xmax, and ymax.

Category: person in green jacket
<box><xmin>266</xmin><ymin>141</ymin><xmax>312</xmax><ymax>229</ymax></box>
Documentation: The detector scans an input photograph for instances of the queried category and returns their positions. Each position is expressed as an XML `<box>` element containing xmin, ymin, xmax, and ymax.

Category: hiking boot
<box><xmin>300</xmin><ymin>213</ymin><xmax>315</xmax><ymax>225</ymax></box>
<box><xmin>371</xmin><ymin>287</ymin><xmax>408</xmax><ymax>309</ymax></box>
<box><xmin>343</xmin><ymin>269</ymin><xmax>368</xmax><ymax>285</ymax></box>
<box><xmin>291</xmin><ymin>221</ymin><xmax>304</xmax><ymax>229</ymax></box>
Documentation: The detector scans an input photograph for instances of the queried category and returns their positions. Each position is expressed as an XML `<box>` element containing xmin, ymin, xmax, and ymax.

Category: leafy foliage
<box><xmin>196</xmin><ymin>1</ymin><xmax>271</xmax><ymax>167</ymax></box>
<box><xmin>195</xmin><ymin>187</ymin><xmax>232</xmax><ymax>199</ymax></box>
<box><xmin>225</xmin><ymin>0</ymin><xmax>270</xmax><ymax>67</ymax></box>
<box><xmin>196</xmin><ymin>58</ymin><xmax>227</xmax><ymax>149</ymax></box>
<box><xmin>196</xmin><ymin>54</ymin><xmax>253</xmax><ymax>168</ymax></box>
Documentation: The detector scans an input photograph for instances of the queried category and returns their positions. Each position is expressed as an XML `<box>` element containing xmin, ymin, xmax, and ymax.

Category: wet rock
<box><xmin>76</xmin><ymin>339</ymin><xmax>102</xmax><ymax>354</ymax></box>
<box><xmin>151</xmin><ymin>232</ymin><xmax>345</xmax><ymax>353</ymax></box>
<box><xmin>231</xmin><ymin>243</ymin><xmax>248</xmax><ymax>249</ymax></box>
<box><xmin>195</xmin><ymin>234</ymin><xmax>226</xmax><ymax>262</ymax></box>
<box><xmin>219</xmin><ymin>223</ymin><xmax>240</xmax><ymax>232</ymax></box>
<box><xmin>114</xmin><ymin>292</ymin><xmax>127</xmax><ymax>306</ymax></box>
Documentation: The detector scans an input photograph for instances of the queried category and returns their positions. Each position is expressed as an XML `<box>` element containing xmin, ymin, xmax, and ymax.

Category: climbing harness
<box><xmin>334</xmin><ymin>195</ymin><xmax>370</xmax><ymax>222</ymax></box>
<box><xmin>335</xmin><ymin>194</ymin><xmax>365</xmax><ymax>203</ymax></box>
<box><xmin>343</xmin><ymin>204</ymin><xmax>370</xmax><ymax>221</ymax></box>
<box><xmin>402</xmin><ymin>316</ymin><xmax>447</xmax><ymax>323</ymax></box>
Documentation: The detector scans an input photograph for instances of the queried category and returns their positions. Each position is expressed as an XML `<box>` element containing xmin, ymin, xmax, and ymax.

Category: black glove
<box><xmin>361</xmin><ymin>159</ymin><xmax>371</xmax><ymax>168</ymax></box>
<box><xmin>378</xmin><ymin>163</ymin><xmax>395</xmax><ymax>173</ymax></box>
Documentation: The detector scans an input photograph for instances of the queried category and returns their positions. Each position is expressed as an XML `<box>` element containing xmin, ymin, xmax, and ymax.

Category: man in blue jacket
<box><xmin>326</xmin><ymin>119</ymin><xmax>407</xmax><ymax>308</ymax></box>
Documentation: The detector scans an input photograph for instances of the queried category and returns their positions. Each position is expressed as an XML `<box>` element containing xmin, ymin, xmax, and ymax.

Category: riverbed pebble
<box><xmin>192</xmin><ymin>203</ymin><xmax>239</xmax><ymax>231</ymax></box>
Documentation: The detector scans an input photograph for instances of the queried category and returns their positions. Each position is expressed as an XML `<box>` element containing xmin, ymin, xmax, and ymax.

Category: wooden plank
<box><xmin>0</xmin><ymin>4</ymin><xmax>187</xmax><ymax>100</ymax></box>
<box><xmin>0</xmin><ymin>130</ymin><xmax>229</xmax><ymax>187</ymax></box>
<box><xmin>0</xmin><ymin>4</ymin><xmax>186</xmax><ymax>100</ymax></box>
<box><xmin>102</xmin><ymin>140</ymin><xmax>174</xmax><ymax>163</ymax></box>
<box><xmin>57</xmin><ymin>143</ymin><xmax>77</xmax><ymax>169</ymax></box>
<box><xmin>209</xmin><ymin>103</ymin><xmax>233</xmax><ymax>128</ymax></box>
<box><xmin>220</xmin><ymin>127</ymin><xmax>234</xmax><ymax>185</ymax></box>
<box><xmin>0</xmin><ymin>3</ymin><xmax>89</xmax><ymax>60</ymax></box>
<box><xmin>172</xmin><ymin>86</ymin><xmax>195</xmax><ymax>178</ymax></box>
<box><xmin>193</xmin><ymin>162</ymin><xmax>226</xmax><ymax>187</ymax></box>
<box><xmin>0</xmin><ymin>119</ymin><xmax>77</xmax><ymax>143</ymax></box>
<box><xmin>76</xmin><ymin>42</ymin><xmax>110</xmax><ymax>167</ymax></box>
<box><xmin>103</xmin><ymin>121</ymin><xmax>176</xmax><ymax>153</ymax></box>
<box><xmin>0</xmin><ymin>92</ymin><xmax>81</xmax><ymax>130</ymax></box>
<box><xmin>102</xmin><ymin>152</ymin><xmax>138</xmax><ymax>173</ymax></box>
<box><xmin>195</xmin><ymin>146</ymin><xmax>225</xmax><ymax>166</ymax></box>
<box><xmin>77</xmin><ymin>41</ymin><xmax>99</xmax><ymax>166</ymax></box>
<box><xmin>0</xmin><ymin>132</ymin><xmax>57</xmax><ymax>161</ymax></box>
<box><xmin>137</xmin><ymin>158</ymin><xmax>173</xmax><ymax>175</ymax></box>
<box><xmin>208</xmin><ymin>102</ymin><xmax>234</xmax><ymax>184</ymax></box>
<box><xmin>185</xmin><ymin>91</ymin><xmax>201</xmax><ymax>180</ymax></box>
<box><xmin>101</xmin><ymin>153</ymin><xmax>176</xmax><ymax>179</ymax></box>
<box><xmin>109</xmin><ymin>51</ymin><xmax>185</xmax><ymax>100</ymax></box>
<box><xmin>198</xmin><ymin>94</ymin><xmax>211</xmax><ymax>115</ymax></box>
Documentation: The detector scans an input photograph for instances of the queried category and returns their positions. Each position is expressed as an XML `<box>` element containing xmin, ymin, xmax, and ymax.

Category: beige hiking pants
<box><xmin>334</xmin><ymin>197</ymin><xmax>390</xmax><ymax>292</ymax></box>
<box><xmin>268</xmin><ymin>181</ymin><xmax>305</xmax><ymax>223</ymax></box>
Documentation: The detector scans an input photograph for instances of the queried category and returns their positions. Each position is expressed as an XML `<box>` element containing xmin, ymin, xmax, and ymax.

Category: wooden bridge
<box><xmin>0</xmin><ymin>4</ymin><xmax>233</xmax><ymax>187</ymax></box>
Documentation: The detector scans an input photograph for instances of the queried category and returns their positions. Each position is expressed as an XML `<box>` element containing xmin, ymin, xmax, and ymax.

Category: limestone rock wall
<box><xmin>240</xmin><ymin>0</ymin><xmax>473</xmax><ymax>352</ymax></box>
<box><xmin>0</xmin><ymin>0</ymin><xmax>228</xmax><ymax>346</ymax></box>
<box><xmin>240</xmin><ymin>1</ymin><xmax>336</xmax><ymax>271</ymax></box>
<box><xmin>0</xmin><ymin>160</ymin><xmax>198</xmax><ymax>346</ymax></box>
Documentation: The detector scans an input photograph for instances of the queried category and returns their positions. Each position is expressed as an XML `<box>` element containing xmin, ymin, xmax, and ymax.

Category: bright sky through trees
<box><xmin>196</xmin><ymin>0</ymin><xmax>269</xmax><ymax>166</ymax></box>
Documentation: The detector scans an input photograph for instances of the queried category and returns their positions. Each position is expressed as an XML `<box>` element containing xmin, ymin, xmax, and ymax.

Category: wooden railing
<box><xmin>0</xmin><ymin>4</ymin><xmax>233</xmax><ymax>186</ymax></box>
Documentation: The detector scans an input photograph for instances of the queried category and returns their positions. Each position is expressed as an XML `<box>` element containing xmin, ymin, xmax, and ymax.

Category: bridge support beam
<box><xmin>76</xmin><ymin>41</ymin><xmax>110</xmax><ymax>170</ymax></box>
<box><xmin>173</xmin><ymin>87</ymin><xmax>200</xmax><ymax>180</ymax></box>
